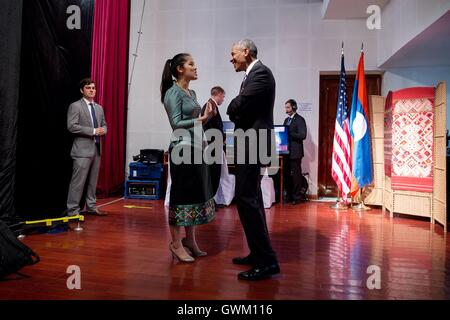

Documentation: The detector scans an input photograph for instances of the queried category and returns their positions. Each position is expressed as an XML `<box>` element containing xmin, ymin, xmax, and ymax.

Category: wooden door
<box><xmin>318</xmin><ymin>74</ymin><xmax>382</xmax><ymax>198</ymax></box>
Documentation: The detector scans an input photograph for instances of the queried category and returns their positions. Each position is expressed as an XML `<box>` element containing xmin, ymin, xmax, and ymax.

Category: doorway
<box><xmin>318</xmin><ymin>74</ymin><xmax>382</xmax><ymax>198</ymax></box>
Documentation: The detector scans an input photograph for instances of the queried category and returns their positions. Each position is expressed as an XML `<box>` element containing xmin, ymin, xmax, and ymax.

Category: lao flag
<box><xmin>349</xmin><ymin>52</ymin><xmax>373</xmax><ymax>189</ymax></box>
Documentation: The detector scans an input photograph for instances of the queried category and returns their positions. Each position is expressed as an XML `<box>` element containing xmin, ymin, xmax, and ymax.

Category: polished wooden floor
<box><xmin>1</xmin><ymin>198</ymin><xmax>449</xmax><ymax>300</ymax></box>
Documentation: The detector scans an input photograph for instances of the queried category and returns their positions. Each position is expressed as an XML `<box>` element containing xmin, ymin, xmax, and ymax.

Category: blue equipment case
<box><xmin>125</xmin><ymin>179</ymin><xmax>160</xmax><ymax>200</ymax></box>
<box><xmin>129</xmin><ymin>162</ymin><xmax>163</xmax><ymax>180</ymax></box>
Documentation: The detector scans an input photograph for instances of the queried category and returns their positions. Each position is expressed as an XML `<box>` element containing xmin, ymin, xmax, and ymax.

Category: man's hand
<box><xmin>95</xmin><ymin>128</ymin><xmax>106</xmax><ymax>136</ymax></box>
<box><xmin>205</xmin><ymin>101</ymin><xmax>215</xmax><ymax>120</ymax></box>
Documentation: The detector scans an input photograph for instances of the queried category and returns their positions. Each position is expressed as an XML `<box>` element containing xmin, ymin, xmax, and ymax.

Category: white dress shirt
<box><xmin>83</xmin><ymin>98</ymin><xmax>97</xmax><ymax>135</ymax></box>
<box><xmin>245</xmin><ymin>59</ymin><xmax>259</xmax><ymax>75</ymax></box>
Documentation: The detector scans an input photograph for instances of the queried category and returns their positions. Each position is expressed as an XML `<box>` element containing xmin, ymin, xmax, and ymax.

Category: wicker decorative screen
<box><xmin>381</xmin><ymin>83</ymin><xmax>447</xmax><ymax>230</ymax></box>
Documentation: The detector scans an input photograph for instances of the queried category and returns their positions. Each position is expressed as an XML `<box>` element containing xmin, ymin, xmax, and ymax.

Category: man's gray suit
<box><xmin>66</xmin><ymin>98</ymin><xmax>107</xmax><ymax>215</ymax></box>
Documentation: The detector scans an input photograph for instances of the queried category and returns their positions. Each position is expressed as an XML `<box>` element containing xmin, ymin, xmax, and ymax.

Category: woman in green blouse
<box><xmin>161</xmin><ymin>53</ymin><xmax>215</xmax><ymax>263</ymax></box>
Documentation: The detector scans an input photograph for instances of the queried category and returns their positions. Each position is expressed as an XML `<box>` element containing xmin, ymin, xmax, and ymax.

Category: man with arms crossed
<box><xmin>227</xmin><ymin>39</ymin><xmax>280</xmax><ymax>280</ymax></box>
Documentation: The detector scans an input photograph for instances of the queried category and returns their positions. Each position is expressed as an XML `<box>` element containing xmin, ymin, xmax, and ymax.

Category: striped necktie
<box><xmin>240</xmin><ymin>74</ymin><xmax>247</xmax><ymax>93</ymax></box>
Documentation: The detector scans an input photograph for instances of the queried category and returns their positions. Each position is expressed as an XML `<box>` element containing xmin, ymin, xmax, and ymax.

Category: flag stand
<box><xmin>74</xmin><ymin>221</ymin><xmax>84</xmax><ymax>232</ymax></box>
<box><xmin>351</xmin><ymin>188</ymin><xmax>371</xmax><ymax>211</ymax></box>
<box><xmin>330</xmin><ymin>190</ymin><xmax>349</xmax><ymax>210</ymax></box>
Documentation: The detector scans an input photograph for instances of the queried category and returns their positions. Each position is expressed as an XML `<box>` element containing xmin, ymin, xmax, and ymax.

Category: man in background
<box><xmin>202</xmin><ymin>86</ymin><xmax>226</xmax><ymax>198</ymax></box>
<box><xmin>66</xmin><ymin>78</ymin><xmax>107</xmax><ymax>217</ymax></box>
<box><xmin>283</xmin><ymin>99</ymin><xmax>307</xmax><ymax>205</ymax></box>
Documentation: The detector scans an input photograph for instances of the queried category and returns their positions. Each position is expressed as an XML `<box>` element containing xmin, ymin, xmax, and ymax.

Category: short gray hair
<box><xmin>234</xmin><ymin>39</ymin><xmax>258</xmax><ymax>58</ymax></box>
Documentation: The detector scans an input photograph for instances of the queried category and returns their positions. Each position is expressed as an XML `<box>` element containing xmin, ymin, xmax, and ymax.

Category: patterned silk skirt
<box><xmin>168</xmin><ymin>146</ymin><xmax>215</xmax><ymax>226</ymax></box>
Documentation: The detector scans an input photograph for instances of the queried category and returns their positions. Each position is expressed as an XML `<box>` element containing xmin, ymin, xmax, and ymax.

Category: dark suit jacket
<box><xmin>201</xmin><ymin>99</ymin><xmax>225</xmax><ymax>142</ymax></box>
<box><xmin>283</xmin><ymin>113</ymin><xmax>306</xmax><ymax>159</ymax></box>
<box><xmin>226</xmin><ymin>61</ymin><xmax>275</xmax><ymax>164</ymax></box>
<box><xmin>226</xmin><ymin>60</ymin><xmax>275</xmax><ymax>132</ymax></box>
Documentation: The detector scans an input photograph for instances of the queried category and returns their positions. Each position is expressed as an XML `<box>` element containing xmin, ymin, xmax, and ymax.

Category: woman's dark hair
<box><xmin>160</xmin><ymin>53</ymin><xmax>191</xmax><ymax>103</ymax></box>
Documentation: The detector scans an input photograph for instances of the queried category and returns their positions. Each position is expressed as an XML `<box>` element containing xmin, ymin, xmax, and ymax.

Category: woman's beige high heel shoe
<box><xmin>182</xmin><ymin>238</ymin><xmax>207</xmax><ymax>257</ymax></box>
<box><xmin>169</xmin><ymin>242</ymin><xmax>195</xmax><ymax>263</ymax></box>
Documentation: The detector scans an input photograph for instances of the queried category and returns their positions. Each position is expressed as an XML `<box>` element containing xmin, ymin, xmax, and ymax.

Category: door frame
<box><xmin>318</xmin><ymin>72</ymin><xmax>382</xmax><ymax>198</ymax></box>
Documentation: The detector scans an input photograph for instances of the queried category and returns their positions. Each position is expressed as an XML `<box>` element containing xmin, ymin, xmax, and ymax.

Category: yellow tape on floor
<box><xmin>25</xmin><ymin>215</ymin><xmax>85</xmax><ymax>226</ymax></box>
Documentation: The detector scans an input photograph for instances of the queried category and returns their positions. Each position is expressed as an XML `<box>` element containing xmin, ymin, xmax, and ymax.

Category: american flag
<box><xmin>331</xmin><ymin>53</ymin><xmax>352</xmax><ymax>201</ymax></box>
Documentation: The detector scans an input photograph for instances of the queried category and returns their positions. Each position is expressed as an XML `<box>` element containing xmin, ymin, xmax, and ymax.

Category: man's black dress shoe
<box><xmin>232</xmin><ymin>256</ymin><xmax>253</xmax><ymax>265</ymax></box>
<box><xmin>238</xmin><ymin>264</ymin><xmax>280</xmax><ymax>281</ymax></box>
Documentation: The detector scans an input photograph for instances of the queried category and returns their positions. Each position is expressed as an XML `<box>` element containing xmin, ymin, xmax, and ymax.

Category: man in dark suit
<box><xmin>66</xmin><ymin>78</ymin><xmax>107</xmax><ymax>217</ymax></box>
<box><xmin>227</xmin><ymin>39</ymin><xmax>280</xmax><ymax>281</ymax></box>
<box><xmin>283</xmin><ymin>99</ymin><xmax>307</xmax><ymax>205</ymax></box>
<box><xmin>202</xmin><ymin>86</ymin><xmax>226</xmax><ymax>198</ymax></box>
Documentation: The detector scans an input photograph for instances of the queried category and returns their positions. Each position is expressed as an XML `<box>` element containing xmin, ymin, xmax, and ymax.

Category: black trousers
<box><xmin>284</xmin><ymin>157</ymin><xmax>303</xmax><ymax>202</ymax></box>
<box><xmin>206</xmin><ymin>142</ymin><xmax>224</xmax><ymax>197</ymax></box>
<box><xmin>235</xmin><ymin>163</ymin><xmax>278</xmax><ymax>266</ymax></box>
<box><xmin>210</xmin><ymin>163</ymin><xmax>221</xmax><ymax>197</ymax></box>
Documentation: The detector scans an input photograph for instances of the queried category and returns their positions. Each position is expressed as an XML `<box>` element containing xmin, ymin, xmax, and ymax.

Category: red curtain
<box><xmin>91</xmin><ymin>0</ymin><xmax>130</xmax><ymax>196</ymax></box>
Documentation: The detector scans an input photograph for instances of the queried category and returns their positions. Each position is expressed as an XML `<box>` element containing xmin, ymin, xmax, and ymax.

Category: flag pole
<box><xmin>331</xmin><ymin>189</ymin><xmax>349</xmax><ymax>210</ymax></box>
<box><xmin>351</xmin><ymin>187</ymin><xmax>372</xmax><ymax>211</ymax></box>
<box><xmin>350</xmin><ymin>41</ymin><xmax>371</xmax><ymax>212</ymax></box>
<box><xmin>331</xmin><ymin>41</ymin><xmax>349</xmax><ymax>211</ymax></box>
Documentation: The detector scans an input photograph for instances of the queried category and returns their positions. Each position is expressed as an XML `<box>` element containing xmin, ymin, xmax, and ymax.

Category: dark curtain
<box><xmin>16</xmin><ymin>0</ymin><xmax>94</xmax><ymax>219</ymax></box>
<box><xmin>91</xmin><ymin>0</ymin><xmax>130</xmax><ymax>196</ymax></box>
<box><xmin>0</xmin><ymin>0</ymin><xmax>23</xmax><ymax>220</ymax></box>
